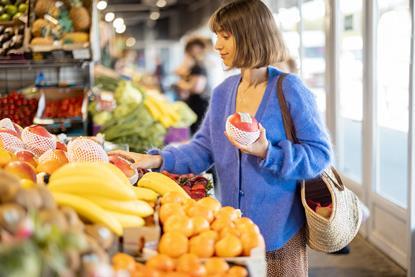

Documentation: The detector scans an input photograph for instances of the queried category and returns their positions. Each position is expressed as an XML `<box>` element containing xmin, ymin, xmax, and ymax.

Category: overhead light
<box><xmin>156</xmin><ymin>0</ymin><xmax>167</xmax><ymax>8</ymax></box>
<box><xmin>115</xmin><ymin>24</ymin><xmax>126</xmax><ymax>34</ymax></box>
<box><xmin>113</xmin><ymin>17</ymin><xmax>124</xmax><ymax>28</ymax></box>
<box><xmin>126</xmin><ymin>37</ymin><xmax>136</xmax><ymax>47</ymax></box>
<box><xmin>105</xmin><ymin>12</ymin><xmax>115</xmax><ymax>22</ymax></box>
<box><xmin>150</xmin><ymin>11</ymin><xmax>160</xmax><ymax>20</ymax></box>
<box><xmin>97</xmin><ymin>0</ymin><xmax>107</xmax><ymax>10</ymax></box>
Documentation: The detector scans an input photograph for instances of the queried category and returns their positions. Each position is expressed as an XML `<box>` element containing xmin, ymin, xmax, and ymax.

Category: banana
<box><xmin>133</xmin><ymin>186</ymin><xmax>159</xmax><ymax>201</ymax></box>
<box><xmin>106</xmin><ymin>211</ymin><xmax>145</xmax><ymax>228</ymax></box>
<box><xmin>84</xmin><ymin>195</ymin><xmax>154</xmax><ymax>217</ymax></box>
<box><xmin>48</xmin><ymin>175</ymin><xmax>136</xmax><ymax>201</ymax></box>
<box><xmin>137</xmin><ymin>172</ymin><xmax>190</xmax><ymax>198</ymax></box>
<box><xmin>51</xmin><ymin>192</ymin><xmax>123</xmax><ymax>236</ymax></box>
<box><xmin>50</xmin><ymin>162</ymin><xmax>130</xmax><ymax>188</ymax></box>
<box><xmin>144</xmin><ymin>99</ymin><xmax>162</xmax><ymax>120</ymax></box>
<box><xmin>100</xmin><ymin>161</ymin><xmax>132</xmax><ymax>186</ymax></box>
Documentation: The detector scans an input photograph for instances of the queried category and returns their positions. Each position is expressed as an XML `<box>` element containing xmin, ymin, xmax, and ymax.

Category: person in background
<box><xmin>175</xmin><ymin>37</ymin><xmax>210</xmax><ymax>135</ymax></box>
<box><xmin>112</xmin><ymin>1</ymin><xmax>332</xmax><ymax>276</ymax></box>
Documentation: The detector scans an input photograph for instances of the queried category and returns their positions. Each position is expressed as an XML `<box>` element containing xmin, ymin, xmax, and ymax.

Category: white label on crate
<box><xmin>238</xmin><ymin>112</ymin><xmax>252</xmax><ymax>124</ymax></box>
<box><xmin>73</xmin><ymin>49</ymin><xmax>90</xmax><ymax>60</ymax></box>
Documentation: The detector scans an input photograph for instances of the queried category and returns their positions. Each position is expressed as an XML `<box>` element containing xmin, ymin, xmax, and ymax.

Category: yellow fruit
<box><xmin>240</xmin><ymin>231</ymin><xmax>262</xmax><ymax>256</ymax></box>
<box><xmin>176</xmin><ymin>253</ymin><xmax>206</xmax><ymax>277</ymax></box>
<box><xmin>186</xmin><ymin>204</ymin><xmax>214</xmax><ymax>223</ymax></box>
<box><xmin>0</xmin><ymin>148</ymin><xmax>12</xmax><ymax>167</ymax></box>
<box><xmin>146</xmin><ymin>254</ymin><xmax>175</xmax><ymax>272</ymax></box>
<box><xmin>227</xmin><ymin>266</ymin><xmax>248</xmax><ymax>277</ymax></box>
<box><xmin>159</xmin><ymin>202</ymin><xmax>185</xmax><ymax>224</ymax></box>
<box><xmin>215</xmin><ymin>235</ymin><xmax>243</xmax><ymax>257</ymax></box>
<box><xmin>204</xmin><ymin>258</ymin><xmax>229</xmax><ymax>275</ymax></box>
<box><xmin>199</xmin><ymin>230</ymin><xmax>219</xmax><ymax>241</ymax></box>
<box><xmin>20</xmin><ymin>179</ymin><xmax>36</xmax><ymax>189</ymax></box>
<box><xmin>235</xmin><ymin>217</ymin><xmax>261</xmax><ymax>234</ymax></box>
<box><xmin>163</xmin><ymin>214</ymin><xmax>193</xmax><ymax>237</ymax></box>
<box><xmin>137</xmin><ymin>172</ymin><xmax>189</xmax><ymax>198</ymax></box>
<box><xmin>190</xmin><ymin>216</ymin><xmax>210</xmax><ymax>236</ymax></box>
<box><xmin>51</xmin><ymin>192</ymin><xmax>122</xmax><ymax>235</ymax></box>
<box><xmin>112</xmin><ymin>253</ymin><xmax>136</xmax><ymax>273</ymax></box>
<box><xmin>106</xmin><ymin>211</ymin><xmax>145</xmax><ymax>228</ymax></box>
<box><xmin>158</xmin><ymin>232</ymin><xmax>188</xmax><ymax>258</ymax></box>
<box><xmin>215</xmin><ymin>206</ymin><xmax>241</xmax><ymax>221</ymax></box>
<box><xmin>211</xmin><ymin>217</ymin><xmax>234</xmax><ymax>232</ymax></box>
<box><xmin>84</xmin><ymin>195</ymin><xmax>153</xmax><ymax>217</ymax></box>
<box><xmin>197</xmin><ymin>197</ymin><xmax>221</xmax><ymax>213</ymax></box>
<box><xmin>189</xmin><ymin>235</ymin><xmax>215</xmax><ymax>258</ymax></box>
<box><xmin>133</xmin><ymin>186</ymin><xmax>159</xmax><ymax>201</ymax></box>
<box><xmin>161</xmin><ymin>191</ymin><xmax>188</xmax><ymax>205</ymax></box>
<box><xmin>219</xmin><ymin>226</ymin><xmax>241</xmax><ymax>239</ymax></box>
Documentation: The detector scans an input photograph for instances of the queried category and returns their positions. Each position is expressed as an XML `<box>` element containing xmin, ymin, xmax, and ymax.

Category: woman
<box><xmin>113</xmin><ymin>0</ymin><xmax>332</xmax><ymax>275</ymax></box>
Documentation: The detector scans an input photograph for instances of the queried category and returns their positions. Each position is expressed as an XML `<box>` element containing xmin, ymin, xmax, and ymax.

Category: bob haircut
<box><xmin>209</xmin><ymin>0</ymin><xmax>288</xmax><ymax>69</ymax></box>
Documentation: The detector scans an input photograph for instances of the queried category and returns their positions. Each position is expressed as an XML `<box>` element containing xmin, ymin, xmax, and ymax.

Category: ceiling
<box><xmin>106</xmin><ymin>0</ymin><xmax>223</xmax><ymax>40</ymax></box>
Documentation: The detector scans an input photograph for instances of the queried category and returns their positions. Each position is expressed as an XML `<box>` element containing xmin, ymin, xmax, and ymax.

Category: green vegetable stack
<box><xmin>0</xmin><ymin>0</ymin><xmax>28</xmax><ymax>22</ymax></box>
<box><xmin>91</xmin><ymin>80</ymin><xmax>167</xmax><ymax>153</ymax></box>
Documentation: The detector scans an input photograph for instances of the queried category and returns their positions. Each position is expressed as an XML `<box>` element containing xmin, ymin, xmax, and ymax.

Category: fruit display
<box><xmin>0</xmin><ymin>170</ymin><xmax>114</xmax><ymax>276</ymax></box>
<box><xmin>42</xmin><ymin>95</ymin><xmax>83</xmax><ymax>119</ymax></box>
<box><xmin>0</xmin><ymin>24</ymin><xmax>25</xmax><ymax>56</ymax></box>
<box><xmin>137</xmin><ymin>172</ymin><xmax>190</xmax><ymax>198</ymax></box>
<box><xmin>113</xmin><ymin>252</ymin><xmax>249</xmax><ymax>276</ymax></box>
<box><xmin>226</xmin><ymin>112</ymin><xmax>260</xmax><ymax>145</ymax></box>
<box><xmin>0</xmin><ymin>0</ymin><xmax>28</xmax><ymax>22</ymax></box>
<box><xmin>0</xmin><ymin>92</ymin><xmax>38</xmax><ymax>127</ymax></box>
<box><xmin>31</xmin><ymin>0</ymin><xmax>91</xmax><ymax>49</ymax></box>
<box><xmin>162</xmin><ymin>171</ymin><xmax>213</xmax><ymax>200</ymax></box>
<box><xmin>157</xmin><ymin>192</ymin><xmax>265</xmax><ymax>260</ymax></box>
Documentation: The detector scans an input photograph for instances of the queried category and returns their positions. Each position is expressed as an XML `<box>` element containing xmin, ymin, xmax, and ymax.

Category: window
<box><xmin>376</xmin><ymin>0</ymin><xmax>411</xmax><ymax>207</ymax></box>
<box><xmin>339</xmin><ymin>0</ymin><xmax>364</xmax><ymax>183</ymax></box>
<box><xmin>301</xmin><ymin>0</ymin><xmax>326</xmax><ymax>114</ymax></box>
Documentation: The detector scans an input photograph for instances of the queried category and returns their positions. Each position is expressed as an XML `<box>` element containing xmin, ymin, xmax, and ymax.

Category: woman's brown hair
<box><xmin>209</xmin><ymin>0</ymin><xmax>288</xmax><ymax>69</ymax></box>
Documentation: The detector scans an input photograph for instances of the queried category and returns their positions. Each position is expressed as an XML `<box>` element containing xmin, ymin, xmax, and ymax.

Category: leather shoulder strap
<box><xmin>277</xmin><ymin>73</ymin><xmax>299</xmax><ymax>144</ymax></box>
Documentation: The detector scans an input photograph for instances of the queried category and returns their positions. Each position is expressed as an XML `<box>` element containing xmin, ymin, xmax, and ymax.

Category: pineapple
<box><xmin>69</xmin><ymin>0</ymin><xmax>90</xmax><ymax>31</ymax></box>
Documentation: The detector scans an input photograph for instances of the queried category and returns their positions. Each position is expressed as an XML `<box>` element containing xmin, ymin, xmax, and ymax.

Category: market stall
<box><xmin>0</xmin><ymin>118</ymin><xmax>266</xmax><ymax>276</ymax></box>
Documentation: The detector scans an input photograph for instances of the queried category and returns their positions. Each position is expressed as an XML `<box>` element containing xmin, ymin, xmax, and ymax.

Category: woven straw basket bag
<box><xmin>277</xmin><ymin>73</ymin><xmax>363</xmax><ymax>253</ymax></box>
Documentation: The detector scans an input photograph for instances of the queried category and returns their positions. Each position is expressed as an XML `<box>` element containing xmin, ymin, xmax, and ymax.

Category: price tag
<box><xmin>72</xmin><ymin>49</ymin><xmax>90</xmax><ymax>60</ymax></box>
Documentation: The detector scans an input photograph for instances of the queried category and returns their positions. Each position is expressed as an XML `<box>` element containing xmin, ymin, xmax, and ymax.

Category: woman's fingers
<box><xmin>224</xmin><ymin>131</ymin><xmax>250</xmax><ymax>153</ymax></box>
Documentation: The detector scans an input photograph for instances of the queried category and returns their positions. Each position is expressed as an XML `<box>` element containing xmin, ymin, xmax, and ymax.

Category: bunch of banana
<box><xmin>137</xmin><ymin>172</ymin><xmax>190</xmax><ymax>198</ymax></box>
<box><xmin>144</xmin><ymin>93</ymin><xmax>180</xmax><ymax>128</ymax></box>
<box><xmin>48</xmin><ymin>162</ymin><xmax>154</xmax><ymax>235</ymax></box>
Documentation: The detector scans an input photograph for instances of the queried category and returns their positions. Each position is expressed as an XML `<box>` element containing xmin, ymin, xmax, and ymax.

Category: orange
<box><xmin>176</xmin><ymin>253</ymin><xmax>207</xmax><ymax>277</ymax></box>
<box><xmin>158</xmin><ymin>232</ymin><xmax>189</xmax><ymax>258</ymax></box>
<box><xmin>215</xmin><ymin>206</ymin><xmax>241</xmax><ymax>221</ymax></box>
<box><xmin>186</xmin><ymin>204</ymin><xmax>214</xmax><ymax>223</ymax></box>
<box><xmin>211</xmin><ymin>217</ymin><xmax>234</xmax><ymax>232</ymax></box>
<box><xmin>135</xmin><ymin>267</ymin><xmax>162</xmax><ymax>277</ymax></box>
<box><xmin>112</xmin><ymin>252</ymin><xmax>136</xmax><ymax>273</ymax></box>
<box><xmin>189</xmin><ymin>235</ymin><xmax>215</xmax><ymax>258</ymax></box>
<box><xmin>197</xmin><ymin>197</ymin><xmax>221</xmax><ymax>213</ymax></box>
<box><xmin>161</xmin><ymin>191</ymin><xmax>188</xmax><ymax>205</ymax></box>
<box><xmin>215</xmin><ymin>235</ymin><xmax>243</xmax><ymax>257</ymax></box>
<box><xmin>219</xmin><ymin>226</ymin><xmax>241</xmax><ymax>239</ymax></box>
<box><xmin>146</xmin><ymin>254</ymin><xmax>175</xmax><ymax>272</ymax></box>
<box><xmin>227</xmin><ymin>266</ymin><xmax>248</xmax><ymax>277</ymax></box>
<box><xmin>191</xmin><ymin>216</ymin><xmax>210</xmax><ymax>236</ymax></box>
<box><xmin>159</xmin><ymin>202</ymin><xmax>185</xmax><ymax>223</ymax></box>
<box><xmin>163</xmin><ymin>214</ymin><xmax>194</xmax><ymax>237</ymax></box>
<box><xmin>204</xmin><ymin>257</ymin><xmax>229</xmax><ymax>274</ymax></box>
<box><xmin>240</xmin><ymin>231</ymin><xmax>262</xmax><ymax>256</ymax></box>
<box><xmin>235</xmin><ymin>217</ymin><xmax>260</xmax><ymax>234</ymax></box>
<box><xmin>199</xmin><ymin>230</ymin><xmax>219</xmax><ymax>241</ymax></box>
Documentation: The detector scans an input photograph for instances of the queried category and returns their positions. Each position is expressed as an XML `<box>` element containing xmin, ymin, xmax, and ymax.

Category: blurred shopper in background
<box><xmin>112</xmin><ymin>1</ymin><xmax>332</xmax><ymax>276</ymax></box>
<box><xmin>174</xmin><ymin>37</ymin><xmax>210</xmax><ymax>135</ymax></box>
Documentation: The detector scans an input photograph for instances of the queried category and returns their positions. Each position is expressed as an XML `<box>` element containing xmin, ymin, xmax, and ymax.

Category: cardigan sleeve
<box><xmin>259</xmin><ymin>74</ymin><xmax>332</xmax><ymax>180</ymax></box>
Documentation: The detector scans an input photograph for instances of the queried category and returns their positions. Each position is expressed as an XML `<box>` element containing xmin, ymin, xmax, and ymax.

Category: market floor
<box><xmin>308</xmin><ymin>235</ymin><xmax>406</xmax><ymax>277</ymax></box>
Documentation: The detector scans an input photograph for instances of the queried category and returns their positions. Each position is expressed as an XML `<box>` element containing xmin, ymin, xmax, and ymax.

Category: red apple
<box><xmin>109</xmin><ymin>154</ymin><xmax>138</xmax><ymax>184</ymax></box>
<box><xmin>15</xmin><ymin>150</ymin><xmax>37</xmax><ymax>168</ymax></box>
<box><xmin>228</xmin><ymin>112</ymin><xmax>259</xmax><ymax>132</ymax></box>
<box><xmin>27</xmin><ymin>125</ymin><xmax>52</xmax><ymax>138</ymax></box>
<box><xmin>4</xmin><ymin>161</ymin><xmax>37</xmax><ymax>182</ymax></box>
<box><xmin>56</xmin><ymin>141</ymin><xmax>67</xmax><ymax>151</ymax></box>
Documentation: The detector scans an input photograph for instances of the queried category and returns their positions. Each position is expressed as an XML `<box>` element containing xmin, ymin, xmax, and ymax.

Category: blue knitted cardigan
<box><xmin>150</xmin><ymin>66</ymin><xmax>332</xmax><ymax>251</ymax></box>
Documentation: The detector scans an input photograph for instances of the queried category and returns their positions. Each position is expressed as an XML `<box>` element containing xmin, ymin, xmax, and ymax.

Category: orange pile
<box><xmin>113</xmin><ymin>252</ymin><xmax>249</xmax><ymax>277</ymax></box>
<box><xmin>158</xmin><ymin>192</ymin><xmax>265</xmax><ymax>259</ymax></box>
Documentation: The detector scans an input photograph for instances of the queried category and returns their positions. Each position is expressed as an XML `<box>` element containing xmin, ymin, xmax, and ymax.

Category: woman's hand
<box><xmin>109</xmin><ymin>150</ymin><xmax>163</xmax><ymax>169</ymax></box>
<box><xmin>224</xmin><ymin>124</ymin><xmax>269</xmax><ymax>159</ymax></box>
